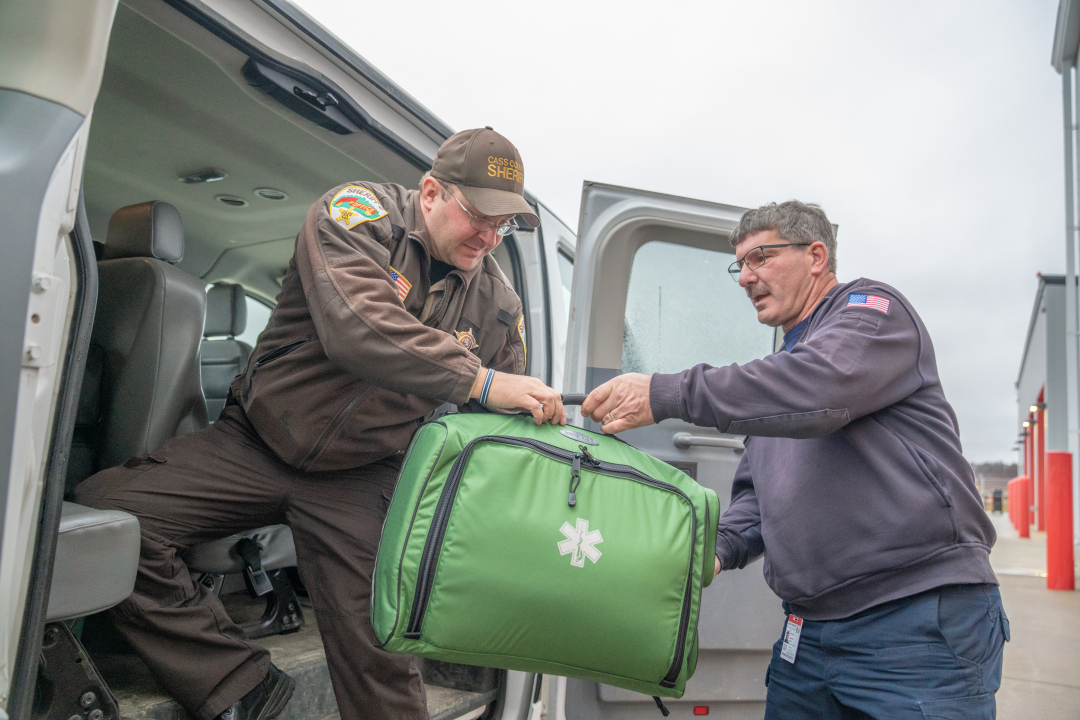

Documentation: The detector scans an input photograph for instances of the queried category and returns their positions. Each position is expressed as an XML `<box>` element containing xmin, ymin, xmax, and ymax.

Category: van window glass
<box><xmin>490</xmin><ymin>243</ymin><xmax>516</xmax><ymax>291</ymax></box>
<box><xmin>557</xmin><ymin>250</ymin><xmax>573</xmax><ymax>332</ymax></box>
<box><xmin>237</xmin><ymin>295</ymin><xmax>272</xmax><ymax>347</ymax></box>
<box><xmin>622</xmin><ymin>241</ymin><xmax>773</xmax><ymax>375</ymax></box>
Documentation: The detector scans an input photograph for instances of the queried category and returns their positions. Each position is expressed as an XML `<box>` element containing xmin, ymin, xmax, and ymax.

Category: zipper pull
<box><xmin>568</xmin><ymin>454</ymin><xmax>582</xmax><ymax>506</ymax></box>
<box><xmin>579</xmin><ymin>445</ymin><xmax>600</xmax><ymax>466</ymax></box>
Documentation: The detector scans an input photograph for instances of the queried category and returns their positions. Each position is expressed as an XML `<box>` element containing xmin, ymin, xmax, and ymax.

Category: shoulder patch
<box><xmin>846</xmin><ymin>293</ymin><xmax>890</xmax><ymax>314</ymax></box>
<box><xmin>329</xmin><ymin>186</ymin><xmax>387</xmax><ymax>230</ymax></box>
<box><xmin>388</xmin><ymin>266</ymin><xmax>412</xmax><ymax>302</ymax></box>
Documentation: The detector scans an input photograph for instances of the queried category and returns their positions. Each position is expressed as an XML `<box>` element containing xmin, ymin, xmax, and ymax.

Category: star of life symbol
<box><xmin>558</xmin><ymin>518</ymin><xmax>603</xmax><ymax>567</ymax></box>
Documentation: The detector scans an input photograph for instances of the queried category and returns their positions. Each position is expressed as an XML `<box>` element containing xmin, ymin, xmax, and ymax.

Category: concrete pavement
<box><xmin>989</xmin><ymin>511</ymin><xmax>1080</xmax><ymax>720</ymax></box>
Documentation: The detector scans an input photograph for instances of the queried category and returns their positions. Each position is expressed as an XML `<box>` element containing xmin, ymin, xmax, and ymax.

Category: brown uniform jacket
<box><xmin>231</xmin><ymin>182</ymin><xmax>527</xmax><ymax>472</ymax></box>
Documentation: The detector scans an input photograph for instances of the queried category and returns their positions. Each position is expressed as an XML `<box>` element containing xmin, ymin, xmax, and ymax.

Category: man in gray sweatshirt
<box><xmin>582</xmin><ymin>201</ymin><xmax>1007</xmax><ymax>719</ymax></box>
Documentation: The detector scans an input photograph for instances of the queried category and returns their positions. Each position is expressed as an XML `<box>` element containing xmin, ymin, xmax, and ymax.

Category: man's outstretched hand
<box><xmin>472</xmin><ymin>370</ymin><xmax>566</xmax><ymax>425</ymax></box>
<box><xmin>581</xmin><ymin>373</ymin><xmax>655</xmax><ymax>434</ymax></box>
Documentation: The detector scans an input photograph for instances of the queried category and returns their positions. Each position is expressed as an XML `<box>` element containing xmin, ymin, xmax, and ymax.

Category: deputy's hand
<box><xmin>472</xmin><ymin>369</ymin><xmax>566</xmax><ymax>426</ymax></box>
<box><xmin>581</xmin><ymin>373</ymin><xmax>655</xmax><ymax>434</ymax></box>
<box><xmin>715</xmin><ymin>556</ymin><xmax>721</xmax><ymax>578</ymax></box>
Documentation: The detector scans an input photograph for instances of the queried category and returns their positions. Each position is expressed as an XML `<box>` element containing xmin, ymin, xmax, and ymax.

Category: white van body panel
<box><xmin>0</xmin><ymin>116</ymin><xmax>89</xmax><ymax>710</ymax></box>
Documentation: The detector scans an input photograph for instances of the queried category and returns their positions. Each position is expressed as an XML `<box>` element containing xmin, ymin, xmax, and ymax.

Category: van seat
<box><xmin>183</xmin><ymin>524</ymin><xmax>296</xmax><ymax>574</ymax></box>
<box><xmin>201</xmin><ymin>283</ymin><xmax>253</xmax><ymax>421</ymax></box>
<box><xmin>47</xmin><ymin>502</ymin><xmax>140</xmax><ymax>622</ymax></box>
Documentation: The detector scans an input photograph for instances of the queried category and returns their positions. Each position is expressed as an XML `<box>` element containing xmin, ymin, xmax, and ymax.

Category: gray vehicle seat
<box><xmin>47</xmin><ymin>503</ymin><xmax>140</xmax><ymax>621</ymax></box>
<box><xmin>93</xmin><ymin>201</ymin><xmax>209</xmax><ymax>463</ymax></box>
<box><xmin>52</xmin><ymin>201</ymin><xmax>208</xmax><ymax>620</ymax></box>
<box><xmin>183</xmin><ymin>524</ymin><xmax>297</xmax><ymax>572</ymax></box>
<box><xmin>189</xmin><ymin>288</ymin><xmax>300</xmax><ymax>637</ymax></box>
<box><xmin>201</xmin><ymin>283</ymin><xmax>253</xmax><ymax>422</ymax></box>
<box><xmin>60</xmin><ymin>200</ymin><xmax>299</xmax><ymax>639</ymax></box>
<box><xmin>187</xmin><ymin>283</ymin><xmax>301</xmax><ymax>635</ymax></box>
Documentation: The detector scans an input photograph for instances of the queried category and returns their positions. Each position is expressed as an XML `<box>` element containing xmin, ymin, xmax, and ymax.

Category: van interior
<box><xmin>39</xmin><ymin>1</ymin><xmax>525</xmax><ymax>719</ymax></box>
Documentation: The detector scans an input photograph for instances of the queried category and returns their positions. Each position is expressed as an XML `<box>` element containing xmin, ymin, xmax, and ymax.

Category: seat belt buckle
<box><xmin>244</xmin><ymin>565</ymin><xmax>273</xmax><ymax>597</ymax></box>
<box><xmin>234</xmin><ymin>537</ymin><xmax>273</xmax><ymax>597</ymax></box>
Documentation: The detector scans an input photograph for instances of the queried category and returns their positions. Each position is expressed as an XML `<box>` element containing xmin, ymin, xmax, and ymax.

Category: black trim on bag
<box><xmin>402</xmin><ymin>434</ymin><xmax>698</xmax><ymax>688</ymax></box>
<box><xmin>371</xmin><ymin>421</ymin><xmax>452</xmax><ymax>648</ymax></box>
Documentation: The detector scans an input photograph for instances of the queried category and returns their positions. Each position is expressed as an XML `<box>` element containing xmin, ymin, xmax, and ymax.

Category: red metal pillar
<box><xmin>1046</xmin><ymin>451</ymin><xmax>1075</xmax><ymax>590</ymax></box>
<box><xmin>1008</xmin><ymin>478</ymin><xmax>1017</xmax><ymax>529</ymax></box>
<box><xmin>1017</xmin><ymin>477</ymin><xmax>1030</xmax><ymax>539</ymax></box>
<box><xmin>1037</xmin><ymin>407</ymin><xmax>1047</xmax><ymax>532</ymax></box>
<box><xmin>1029</xmin><ymin>434</ymin><xmax>1037</xmax><ymax>526</ymax></box>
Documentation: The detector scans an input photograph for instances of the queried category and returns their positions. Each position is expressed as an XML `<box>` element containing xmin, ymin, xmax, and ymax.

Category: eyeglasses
<box><xmin>727</xmin><ymin>243</ymin><xmax>810</xmax><ymax>281</ymax></box>
<box><xmin>438</xmin><ymin>181</ymin><xmax>518</xmax><ymax>236</ymax></box>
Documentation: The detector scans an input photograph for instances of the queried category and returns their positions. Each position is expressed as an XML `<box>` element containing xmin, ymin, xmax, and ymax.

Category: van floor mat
<box><xmin>91</xmin><ymin>603</ymin><xmax>496</xmax><ymax>720</ymax></box>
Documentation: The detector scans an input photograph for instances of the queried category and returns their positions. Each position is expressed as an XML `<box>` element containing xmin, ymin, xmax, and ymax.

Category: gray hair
<box><xmin>420</xmin><ymin>170</ymin><xmax>456</xmax><ymax>194</ymax></box>
<box><xmin>730</xmin><ymin>201</ymin><xmax>837</xmax><ymax>274</ymax></box>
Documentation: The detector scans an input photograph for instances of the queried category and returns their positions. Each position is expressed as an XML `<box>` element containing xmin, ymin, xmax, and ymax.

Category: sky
<box><xmin>296</xmin><ymin>0</ymin><xmax>1065</xmax><ymax>463</ymax></box>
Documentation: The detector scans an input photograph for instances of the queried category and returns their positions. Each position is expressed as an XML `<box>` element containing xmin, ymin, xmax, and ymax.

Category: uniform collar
<box><xmin>404</xmin><ymin>196</ymin><xmax>484</xmax><ymax>289</ymax></box>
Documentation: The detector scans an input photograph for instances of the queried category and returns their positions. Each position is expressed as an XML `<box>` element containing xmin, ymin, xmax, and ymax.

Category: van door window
<box><xmin>623</xmin><ymin>240</ymin><xmax>773</xmax><ymax>374</ymax></box>
<box><xmin>556</xmin><ymin>249</ymin><xmax>574</xmax><ymax>333</ymax></box>
<box><xmin>237</xmin><ymin>295</ymin><xmax>273</xmax><ymax>347</ymax></box>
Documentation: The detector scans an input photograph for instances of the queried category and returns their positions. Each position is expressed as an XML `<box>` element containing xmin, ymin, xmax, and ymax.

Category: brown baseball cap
<box><xmin>430</xmin><ymin>127</ymin><xmax>540</xmax><ymax>228</ymax></box>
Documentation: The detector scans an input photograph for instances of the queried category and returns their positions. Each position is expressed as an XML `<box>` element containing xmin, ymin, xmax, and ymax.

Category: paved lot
<box><xmin>988</xmin><ymin>512</ymin><xmax>1080</xmax><ymax>720</ymax></box>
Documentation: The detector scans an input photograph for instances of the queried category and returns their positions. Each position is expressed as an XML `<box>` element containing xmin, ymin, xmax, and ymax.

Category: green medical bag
<box><xmin>371</xmin><ymin>412</ymin><xmax>719</xmax><ymax>700</ymax></box>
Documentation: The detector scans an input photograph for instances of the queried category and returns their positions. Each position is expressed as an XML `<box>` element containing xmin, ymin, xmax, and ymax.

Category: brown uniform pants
<box><xmin>73</xmin><ymin>403</ymin><xmax>428</xmax><ymax>720</ymax></box>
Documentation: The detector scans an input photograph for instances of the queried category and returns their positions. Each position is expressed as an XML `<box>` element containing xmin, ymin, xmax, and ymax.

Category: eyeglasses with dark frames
<box><xmin>727</xmin><ymin>243</ymin><xmax>811</xmax><ymax>281</ymax></box>
<box><xmin>438</xmin><ymin>181</ymin><xmax>518</xmax><ymax>237</ymax></box>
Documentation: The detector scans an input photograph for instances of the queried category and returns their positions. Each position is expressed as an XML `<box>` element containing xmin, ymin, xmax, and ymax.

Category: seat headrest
<box><xmin>204</xmin><ymin>283</ymin><xmax>247</xmax><ymax>338</ymax></box>
<box><xmin>104</xmin><ymin>201</ymin><xmax>184</xmax><ymax>263</ymax></box>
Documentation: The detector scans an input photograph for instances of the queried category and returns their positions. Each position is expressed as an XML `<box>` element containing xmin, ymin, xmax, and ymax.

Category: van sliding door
<box><xmin>558</xmin><ymin>182</ymin><xmax>781</xmax><ymax>720</ymax></box>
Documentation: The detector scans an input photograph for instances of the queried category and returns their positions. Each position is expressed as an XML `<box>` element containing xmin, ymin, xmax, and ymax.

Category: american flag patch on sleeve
<box><xmin>847</xmin><ymin>293</ymin><xmax>890</xmax><ymax>313</ymax></box>
<box><xmin>388</xmin><ymin>266</ymin><xmax>412</xmax><ymax>302</ymax></box>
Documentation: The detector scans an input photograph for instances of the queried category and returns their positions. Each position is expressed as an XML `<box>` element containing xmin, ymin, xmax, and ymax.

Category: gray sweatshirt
<box><xmin>649</xmin><ymin>278</ymin><xmax>996</xmax><ymax>621</ymax></box>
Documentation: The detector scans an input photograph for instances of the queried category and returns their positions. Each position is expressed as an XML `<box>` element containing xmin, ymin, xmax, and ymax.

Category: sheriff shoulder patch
<box><xmin>517</xmin><ymin>314</ymin><xmax>527</xmax><ymax>368</ymax></box>
<box><xmin>329</xmin><ymin>186</ymin><xmax>387</xmax><ymax>230</ymax></box>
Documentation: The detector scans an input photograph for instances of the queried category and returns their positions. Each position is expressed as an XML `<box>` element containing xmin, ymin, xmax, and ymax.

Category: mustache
<box><xmin>745</xmin><ymin>282</ymin><xmax>771</xmax><ymax>300</ymax></box>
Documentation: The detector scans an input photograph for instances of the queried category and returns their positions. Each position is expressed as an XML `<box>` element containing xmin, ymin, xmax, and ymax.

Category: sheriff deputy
<box><xmin>76</xmin><ymin>127</ymin><xmax>565</xmax><ymax>720</ymax></box>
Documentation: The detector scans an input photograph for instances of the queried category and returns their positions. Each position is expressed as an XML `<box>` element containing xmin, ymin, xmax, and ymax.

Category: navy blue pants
<box><xmin>764</xmin><ymin>584</ymin><xmax>1009</xmax><ymax>720</ymax></box>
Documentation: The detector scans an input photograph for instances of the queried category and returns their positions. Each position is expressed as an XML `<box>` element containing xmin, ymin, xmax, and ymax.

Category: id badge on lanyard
<box><xmin>780</xmin><ymin>614</ymin><xmax>803</xmax><ymax>664</ymax></box>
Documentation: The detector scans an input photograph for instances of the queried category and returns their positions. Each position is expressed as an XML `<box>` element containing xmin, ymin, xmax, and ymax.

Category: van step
<box><xmin>91</xmin><ymin>618</ymin><xmax>495</xmax><ymax>720</ymax></box>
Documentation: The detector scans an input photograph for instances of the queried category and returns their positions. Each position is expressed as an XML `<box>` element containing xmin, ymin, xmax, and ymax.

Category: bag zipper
<box><xmin>402</xmin><ymin>435</ymin><xmax>697</xmax><ymax>687</ymax></box>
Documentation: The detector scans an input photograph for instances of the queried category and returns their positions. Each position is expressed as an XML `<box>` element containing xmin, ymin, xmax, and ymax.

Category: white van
<box><xmin>0</xmin><ymin>1</ymin><xmax>782</xmax><ymax>718</ymax></box>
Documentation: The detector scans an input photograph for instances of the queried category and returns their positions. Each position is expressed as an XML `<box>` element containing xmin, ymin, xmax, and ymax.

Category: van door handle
<box><xmin>672</xmin><ymin>433</ymin><xmax>745</xmax><ymax>451</ymax></box>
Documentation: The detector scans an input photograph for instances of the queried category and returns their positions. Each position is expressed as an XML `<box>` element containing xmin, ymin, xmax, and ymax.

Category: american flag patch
<box><xmin>847</xmin><ymin>293</ymin><xmax>890</xmax><ymax>313</ymax></box>
<box><xmin>388</xmin><ymin>266</ymin><xmax>411</xmax><ymax>302</ymax></box>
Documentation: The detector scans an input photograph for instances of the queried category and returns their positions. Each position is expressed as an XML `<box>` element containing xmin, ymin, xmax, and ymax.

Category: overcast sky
<box><xmin>297</xmin><ymin>0</ymin><xmax>1064</xmax><ymax>463</ymax></box>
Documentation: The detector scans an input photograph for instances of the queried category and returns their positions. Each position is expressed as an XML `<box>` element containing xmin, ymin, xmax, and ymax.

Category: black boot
<box><xmin>217</xmin><ymin>664</ymin><xmax>295</xmax><ymax>720</ymax></box>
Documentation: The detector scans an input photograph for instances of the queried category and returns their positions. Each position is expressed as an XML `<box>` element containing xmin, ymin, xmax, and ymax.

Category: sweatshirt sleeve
<box><xmin>650</xmin><ymin>287</ymin><xmax>921</xmax><ymax>438</ymax></box>
<box><xmin>715</xmin><ymin>451</ymin><xmax>765</xmax><ymax>571</ymax></box>
<box><xmin>296</xmin><ymin>186</ymin><xmax>481</xmax><ymax>405</ymax></box>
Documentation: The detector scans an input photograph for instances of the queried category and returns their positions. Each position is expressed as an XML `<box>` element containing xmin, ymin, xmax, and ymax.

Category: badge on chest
<box><xmin>455</xmin><ymin>318</ymin><xmax>480</xmax><ymax>352</ymax></box>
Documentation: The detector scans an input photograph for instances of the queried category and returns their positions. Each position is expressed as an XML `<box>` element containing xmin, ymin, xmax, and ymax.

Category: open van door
<box><xmin>0</xmin><ymin>1</ymin><xmax>118</xmax><ymax>716</ymax></box>
<box><xmin>558</xmin><ymin>183</ymin><xmax>782</xmax><ymax>719</ymax></box>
